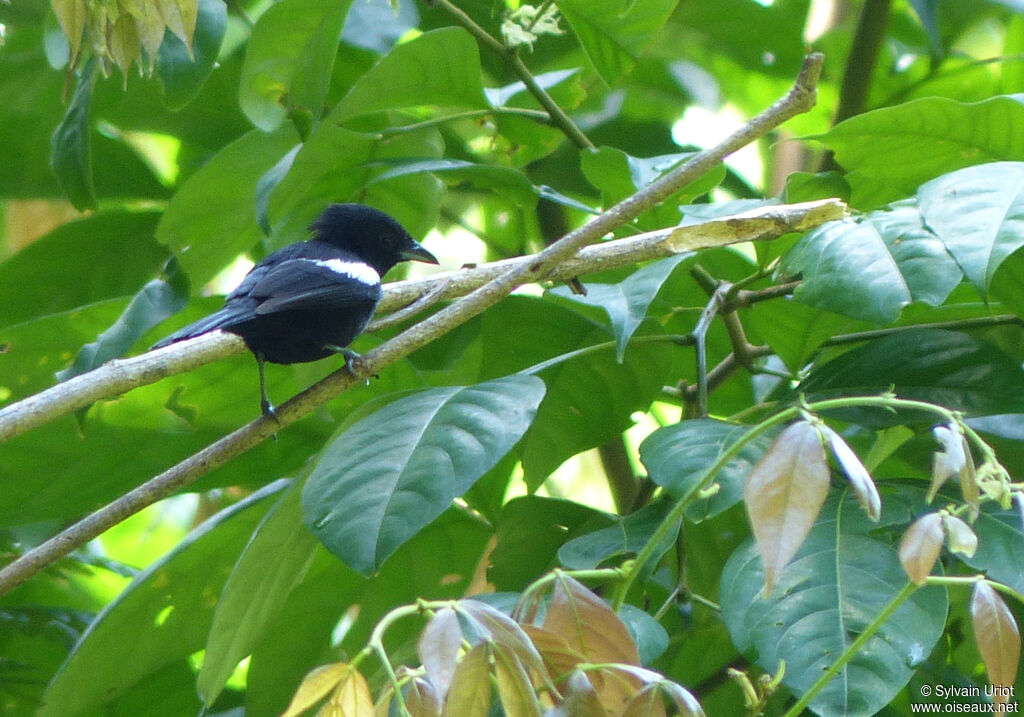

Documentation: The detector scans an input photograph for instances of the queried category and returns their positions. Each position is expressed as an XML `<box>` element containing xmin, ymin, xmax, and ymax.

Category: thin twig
<box><xmin>0</xmin><ymin>53</ymin><xmax>824</xmax><ymax>596</ymax></box>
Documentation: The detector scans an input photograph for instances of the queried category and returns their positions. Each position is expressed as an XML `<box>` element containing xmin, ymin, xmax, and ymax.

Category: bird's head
<box><xmin>310</xmin><ymin>204</ymin><xmax>439</xmax><ymax>275</ymax></box>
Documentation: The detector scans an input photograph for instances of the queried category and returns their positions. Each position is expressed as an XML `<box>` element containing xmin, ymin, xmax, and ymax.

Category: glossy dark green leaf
<box><xmin>781</xmin><ymin>203</ymin><xmax>962</xmax><ymax>323</ymax></box>
<box><xmin>331</xmin><ymin>27</ymin><xmax>490</xmax><ymax>121</ymax></box>
<box><xmin>155</xmin><ymin>127</ymin><xmax>299</xmax><ymax>286</ymax></box>
<box><xmin>0</xmin><ymin>210</ymin><xmax>165</xmax><ymax>326</ymax></box>
<box><xmin>37</xmin><ymin>482</ymin><xmax>286</xmax><ymax>717</ymax></box>
<box><xmin>155</xmin><ymin>0</ymin><xmax>227</xmax><ymax>110</ymax></box>
<box><xmin>302</xmin><ymin>376</ymin><xmax>545</xmax><ymax>573</ymax></box>
<box><xmin>56</xmin><ymin>277</ymin><xmax>189</xmax><ymax>382</ymax></box>
<box><xmin>239</xmin><ymin>0</ymin><xmax>354</xmax><ymax>130</ymax></box>
<box><xmin>962</xmin><ymin>506</ymin><xmax>1024</xmax><ymax>596</ymax></box>
<box><xmin>721</xmin><ymin>497</ymin><xmax>948</xmax><ymax>717</ymax></box>
<box><xmin>558</xmin><ymin>500</ymin><xmax>677</xmax><ymax>571</ymax></box>
<box><xmin>556</xmin><ymin>0</ymin><xmax>679</xmax><ymax>85</ymax></box>
<box><xmin>640</xmin><ymin>418</ymin><xmax>774</xmax><ymax>521</ymax></box>
<box><xmin>368</xmin><ymin>159</ymin><xmax>539</xmax><ymax>207</ymax></box>
<box><xmin>797</xmin><ymin>329</ymin><xmax>1024</xmax><ymax>420</ymax></box>
<box><xmin>917</xmin><ymin>161</ymin><xmax>1024</xmax><ymax>293</ymax></box>
<box><xmin>198</xmin><ymin>482</ymin><xmax>319</xmax><ymax>706</ymax></box>
<box><xmin>49</xmin><ymin>62</ymin><xmax>96</xmax><ymax>211</ymax></box>
<box><xmin>816</xmin><ymin>96</ymin><xmax>1024</xmax><ymax>202</ymax></box>
<box><xmin>550</xmin><ymin>256</ymin><xmax>688</xmax><ymax>361</ymax></box>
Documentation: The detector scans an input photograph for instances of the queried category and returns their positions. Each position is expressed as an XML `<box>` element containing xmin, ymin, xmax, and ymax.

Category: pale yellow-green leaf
<box><xmin>441</xmin><ymin>643</ymin><xmax>491</xmax><ymax>717</ymax></box>
<box><xmin>334</xmin><ymin>668</ymin><xmax>374</xmax><ymax>716</ymax></box>
<box><xmin>959</xmin><ymin>435</ymin><xmax>981</xmax><ymax>522</ymax></box>
<box><xmin>279</xmin><ymin>663</ymin><xmax>351</xmax><ymax>717</ymax></box>
<box><xmin>971</xmin><ymin>581</ymin><xmax>1021</xmax><ymax>705</ymax></box>
<box><xmin>137</xmin><ymin>0</ymin><xmax>170</xmax><ymax>62</ymax></box>
<box><xmin>107</xmin><ymin>13</ymin><xmax>141</xmax><ymax>77</ymax></box>
<box><xmin>491</xmin><ymin>644</ymin><xmax>542</xmax><ymax>717</ymax></box>
<box><xmin>619</xmin><ymin>683</ymin><xmax>667</xmax><ymax>717</ymax></box>
<box><xmin>419</xmin><ymin>606</ymin><xmax>463</xmax><ymax>700</ymax></box>
<box><xmin>560</xmin><ymin>670</ymin><xmax>605</xmax><ymax>717</ymax></box>
<box><xmin>942</xmin><ymin>514</ymin><xmax>978</xmax><ymax>557</ymax></box>
<box><xmin>665</xmin><ymin>199</ymin><xmax>847</xmax><ymax>252</ymax></box>
<box><xmin>898</xmin><ymin>513</ymin><xmax>944</xmax><ymax>586</ymax></box>
<box><xmin>743</xmin><ymin>420</ymin><xmax>830</xmax><ymax>594</ymax></box>
<box><xmin>51</xmin><ymin>0</ymin><xmax>88</xmax><ymax>64</ymax></box>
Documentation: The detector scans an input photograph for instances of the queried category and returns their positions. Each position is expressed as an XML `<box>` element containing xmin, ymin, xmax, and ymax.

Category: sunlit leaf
<box><xmin>743</xmin><ymin>421</ymin><xmax>830</xmax><ymax>594</ymax></box>
<box><xmin>440</xmin><ymin>643</ymin><xmax>490</xmax><ymax>717</ymax></box>
<box><xmin>491</xmin><ymin>643</ymin><xmax>542</xmax><ymax>717</ymax></box>
<box><xmin>335</xmin><ymin>666</ymin><xmax>375</xmax><ymax>716</ymax></box>
<box><xmin>279</xmin><ymin>663</ymin><xmax>352</xmax><ymax>717</ymax></box>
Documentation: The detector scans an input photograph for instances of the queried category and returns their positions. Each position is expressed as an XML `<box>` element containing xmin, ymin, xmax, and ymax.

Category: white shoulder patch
<box><xmin>309</xmin><ymin>258</ymin><xmax>380</xmax><ymax>285</ymax></box>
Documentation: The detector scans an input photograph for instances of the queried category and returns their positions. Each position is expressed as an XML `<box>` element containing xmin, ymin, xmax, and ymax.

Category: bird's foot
<box><xmin>325</xmin><ymin>345</ymin><xmax>366</xmax><ymax>380</ymax></box>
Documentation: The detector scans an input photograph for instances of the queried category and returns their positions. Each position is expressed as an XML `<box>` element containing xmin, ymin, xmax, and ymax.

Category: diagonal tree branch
<box><xmin>0</xmin><ymin>53</ymin><xmax>824</xmax><ymax>597</ymax></box>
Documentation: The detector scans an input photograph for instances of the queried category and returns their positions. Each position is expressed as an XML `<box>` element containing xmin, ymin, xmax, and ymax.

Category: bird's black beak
<box><xmin>400</xmin><ymin>240</ymin><xmax>439</xmax><ymax>265</ymax></box>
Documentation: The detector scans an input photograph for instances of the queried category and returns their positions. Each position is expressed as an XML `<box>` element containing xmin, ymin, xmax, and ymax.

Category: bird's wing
<box><xmin>246</xmin><ymin>258</ymin><xmax>382</xmax><ymax>315</ymax></box>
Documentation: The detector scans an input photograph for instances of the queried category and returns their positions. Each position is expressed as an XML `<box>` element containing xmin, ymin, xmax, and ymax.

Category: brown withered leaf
<box><xmin>743</xmin><ymin>420</ymin><xmax>830</xmax><ymax>594</ymax></box>
<box><xmin>492</xmin><ymin>643</ymin><xmax>543</xmax><ymax>717</ymax></box>
<box><xmin>898</xmin><ymin>513</ymin><xmax>943</xmax><ymax>586</ymax></box>
<box><xmin>419</xmin><ymin>606</ymin><xmax>463</xmax><ymax>700</ymax></box>
<box><xmin>441</xmin><ymin>643</ymin><xmax>491</xmax><ymax>717</ymax></box>
<box><xmin>279</xmin><ymin>662</ymin><xmax>351</xmax><ymax>717</ymax></box>
<box><xmin>458</xmin><ymin>600</ymin><xmax>548</xmax><ymax>679</ymax></box>
<box><xmin>971</xmin><ymin>582</ymin><xmax>1021</xmax><ymax>705</ymax></box>
<box><xmin>521</xmin><ymin>624</ymin><xmax>585</xmax><ymax>679</ymax></box>
<box><xmin>543</xmin><ymin>574</ymin><xmax>641</xmax><ymax>666</ymax></box>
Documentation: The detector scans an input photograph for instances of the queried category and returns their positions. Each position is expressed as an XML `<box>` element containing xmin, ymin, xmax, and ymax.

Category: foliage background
<box><xmin>3</xmin><ymin>0</ymin><xmax>1024</xmax><ymax>715</ymax></box>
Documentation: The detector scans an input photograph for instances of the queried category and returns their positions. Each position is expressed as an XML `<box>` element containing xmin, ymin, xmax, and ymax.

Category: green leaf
<box><xmin>155</xmin><ymin>0</ymin><xmax>227</xmax><ymax>110</ymax></box>
<box><xmin>558</xmin><ymin>500</ymin><xmax>678</xmax><ymax>571</ymax></box>
<box><xmin>963</xmin><ymin>506</ymin><xmax>1024</xmax><ymax>596</ymax></box>
<box><xmin>550</xmin><ymin>256</ymin><xmax>687</xmax><ymax>361</ymax></box>
<box><xmin>721</xmin><ymin>496</ymin><xmax>948</xmax><ymax>717</ymax></box>
<box><xmin>55</xmin><ymin>277</ymin><xmax>189</xmax><ymax>382</ymax></box>
<box><xmin>797</xmin><ymin>329</ymin><xmax>1024</xmax><ymax>421</ymax></box>
<box><xmin>49</xmin><ymin>61</ymin><xmax>96</xmax><ymax>211</ymax></box>
<box><xmin>302</xmin><ymin>376</ymin><xmax>545</xmax><ymax>573</ymax></box>
<box><xmin>639</xmin><ymin>418</ymin><xmax>774</xmax><ymax>521</ymax></box>
<box><xmin>37</xmin><ymin>482</ymin><xmax>286</xmax><ymax>717</ymax></box>
<box><xmin>917</xmin><ymin>161</ymin><xmax>1024</xmax><ymax>293</ymax></box>
<box><xmin>556</xmin><ymin>0</ymin><xmax>679</xmax><ymax>85</ymax></box>
<box><xmin>239</xmin><ymin>0</ymin><xmax>354</xmax><ymax>130</ymax></box>
<box><xmin>198</xmin><ymin>482</ymin><xmax>319</xmax><ymax>706</ymax></box>
<box><xmin>815</xmin><ymin>95</ymin><xmax>1024</xmax><ymax>202</ymax></box>
<box><xmin>331</xmin><ymin>27</ymin><xmax>490</xmax><ymax>122</ymax></box>
<box><xmin>781</xmin><ymin>202</ymin><xmax>962</xmax><ymax>323</ymax></box>
<box><xmin>156</xmin><ymin>127</ymin><xmax>299</xmax><ymax>286</ymax></box>
<box><xmin>368</xmin><ymin>159</ymin><xmax>539</xmax><ymax>207</ymax></box>
<box><xmin>0</xmin><ymin>210</ymin><xmax>165</xmax><ymax>326</ymax></box>
<box><xmin>254</xmin><ymin>144</ymin><xmax>301</xmax><ymax>235</ymax></box>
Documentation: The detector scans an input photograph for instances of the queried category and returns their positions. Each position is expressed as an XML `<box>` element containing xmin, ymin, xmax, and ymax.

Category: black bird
<box><xmin>153</xmin><ymin>204</ymin><xmax>438</xmax><ymax>416</ymax></box>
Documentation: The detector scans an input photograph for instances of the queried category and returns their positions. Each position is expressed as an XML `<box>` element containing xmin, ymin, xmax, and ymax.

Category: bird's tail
<box><xmin>150</xmin><ymin>308</ymin><xmax>243</xmax><ymax>350</ymax></box>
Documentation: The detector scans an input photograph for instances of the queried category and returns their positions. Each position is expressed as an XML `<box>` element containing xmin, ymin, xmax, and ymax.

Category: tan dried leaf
<box><xmin>898</xmin><ymin>513</ymin><xmax>944</xmax><ymax>585</ymax></box>
<box><xmin>279</xmin><ymin>663</ymin><xmax>351</xmax><ymax>717</ymax></box>
<box><xmin>491</xmin><ymin>643</ymin><xmax>542</xmax><ymax>717</ymax></box>
<box><xmin>971</xmin><ymin>582</ymin><xmax>1021</xmax><ymax>705</ymax></box>
<box><xmin>942</xmin><ymin>514</ymin><xmax>978</xmax><ymax>558</ymax></box>
<box><xmin>743</xmin><ymin>420</ymin><xmax>830</xmax><ymax>594</ymax></box>
<box><xmin>441</xmin><ymin>643</ymin><xmax>491</xmax><ymax>717</ymax></box>
<box><xmin>819</xmin><ymin>424</ymin><xmax>880</xmax><ymax>521</ymax></box>
<box><xmin>419</xmin><ymin>607</ymin><xmax>463</xmax><ymax>700</ymax></box>
<box><xmin>543</xmin><ymin>574</ymin><xmax>641</xmax><ymax>666</ymax></box>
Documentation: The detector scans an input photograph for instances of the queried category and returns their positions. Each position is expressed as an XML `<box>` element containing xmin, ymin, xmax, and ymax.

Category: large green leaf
<box><xmin>962</xmin><ymin>505</ymin><xmax>1024</xmax><ymax>596</ymax></box>
<box><xmin>302</xmin><ymin>375</ymin><xmax>545</xmax><ymax>573</ymax></box>
<box><xmin>49</xmin><ymin>62</ymin><xmax>96</xmax><ymax>211</ymax></box>
<box><xmin>556</xmin><ymin>0</ymin><xmax>679</xmax><ymax>85</ymax></box>
<box><xmin>781</xmin><ymin>202</ymin><xmax>962</xmax><ymax>323</ymax></box>
<box><xmin>37</xmin><ymin>482</ymin><xmax>286</xmax><ymax>717</ymax></box>
<box><xmin>0</xmin><ymin>210</ymin><xmax>165</xmax><ymax>326</ymax></box>
<box><xmin>239</xmin><ymin>0</ymin><xmax>354</xmax><ymax>130</ymax></box>
<box><xmin>198</xmin><ymin>482</ymin><xmax>319</xmax><ymax>706</ymax></box>
<box><xmin>916</xmin><ymin>161</ymin><xmax>1024</xmax><ymax>293</ymax></box>
<box><xmin>557</xmin><ymin>500</ymin><xmax>677</xmax><ymax>571</ymax></box>
<box><xmin>367</xmin><ymin>159</ymin><xmax>539</xmax><ymax>207</ymax></box>
<box><xmin>550</xmin><ymin>256</ymin><xmax>688</xmax><ymax>361</ymax></box>
<box><xmin>721</xmin><ymin>495</ymin><xmax>948</xmax><ymax>717</ymax></box>
<box><xmin>797</xmin><ymin>329</ymin><xmax>1024</xmax><ymax>420</ymax></box>
<box><xmin>816</xmin><ymin>95</ymin><xmax>1024</xmax><ymax>202</ymax></box>
<box><xmin>331</xmin><ymin>27</ymin><xmax>490</xmax><ymax>121</ymax></box>
<box><xmin>155</xmin><ymin>127</ymin><xmax>299</xmax><ymax>286</ymax></box>
<box><xmin>639</xmin><ymin>418</ymin><xmax>774</xmax><ymax>521</ymax></box>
